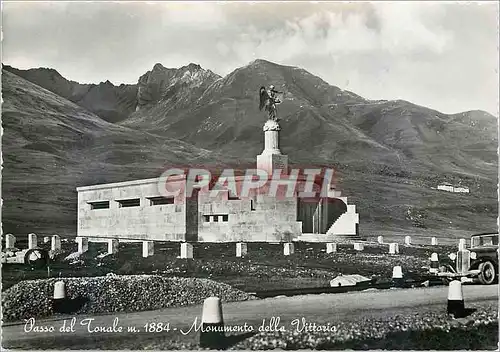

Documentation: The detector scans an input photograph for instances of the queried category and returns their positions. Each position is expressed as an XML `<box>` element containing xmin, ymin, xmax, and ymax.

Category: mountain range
<box><xmin>2</xmin><ymin>60</ymin><xmax>498</xmax><ymax>238</ymax></box>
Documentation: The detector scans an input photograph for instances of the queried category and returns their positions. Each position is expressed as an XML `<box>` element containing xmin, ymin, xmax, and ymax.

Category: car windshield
<box><xmin>471</xmin><ymin>234</ymin><xmax>499</xmax><ymax>247</ymax></box>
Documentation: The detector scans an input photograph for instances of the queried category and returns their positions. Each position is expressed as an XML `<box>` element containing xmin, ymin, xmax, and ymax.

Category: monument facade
<box><xmin>76</xmin><ymin>85</ymin><xmax>360</xmax><ymax>243</ymax></box>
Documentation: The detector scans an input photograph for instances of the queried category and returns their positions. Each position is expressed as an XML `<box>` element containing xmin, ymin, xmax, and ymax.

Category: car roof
<box><xmin>470</xmin><ymin>232</ymin><xmax>499</xmax><ymax>238</ymax></box>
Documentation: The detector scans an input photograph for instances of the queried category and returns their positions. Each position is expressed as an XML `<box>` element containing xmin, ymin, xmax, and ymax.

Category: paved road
<box><xmin>3</xmin><ymin>285</ymin><xmax>498</xmax><ymax>349</ymax></box>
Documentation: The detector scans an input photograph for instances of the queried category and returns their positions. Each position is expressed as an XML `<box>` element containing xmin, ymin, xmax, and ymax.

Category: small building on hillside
<box><xmin>437</xmin><ymin>183</ymin><xmax>470</xmax><ymax>193</ymax></box>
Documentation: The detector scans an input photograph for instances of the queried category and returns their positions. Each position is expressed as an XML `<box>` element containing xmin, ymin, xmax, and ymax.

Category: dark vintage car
<box><xmin>437</xmin><ymin>232</ymin><xmax>498</xmax><ymax>285</ymax></box>
<box><xmin>437</xmin><ymin>233</ymin><xmax>499</xmax><ymax>285</ymax></box>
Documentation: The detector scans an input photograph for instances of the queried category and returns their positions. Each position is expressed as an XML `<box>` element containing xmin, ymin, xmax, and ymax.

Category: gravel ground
<box><xmin>1</xmin><ymin>275</ymin><xmax>255</xmax><ymax>322</ymax></box>
<box><xmin>2</xmin><ymin>240</ymin><xmax>457</xmax><ymax>292</ymax></box>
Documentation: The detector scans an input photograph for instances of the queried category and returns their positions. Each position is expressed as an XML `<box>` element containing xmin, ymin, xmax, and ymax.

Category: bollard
<box><xmin>76</xmin><ymin>237</ymin><xmax>89</xmax><ymax>253</ymax></box>
<box><xmin>447</xmin><ymin>280</ymin><xmax>465</xmax><ymax>317</ymax></box>
<box><xmin>180</xmin><ymin>242</ymin><xmax>193</xmax><ymax>259</ymax></box>
<box><xmin>429</xmin><ymin>253</ymin><xmax>439</xmax><ymax>274</ymax></box>
<box><xmin>353</xmin><ymin>242</ymin><xmax>364</xmax><ymax>251</ymax></box>
<box><xmin>142</xmin><ymin>241</ymin><xmax>154</xmax><ymax>258</ymax></box>
<box><xmin>326</xmin><ymin>243</ymin><xmax>337</xmax><ymax>254</ymax></box>
<box><xmin>51</xmin><ymin>235</ymin><xmax>61</xmax><ymax>251</ymax></box>
<box><xmin>53</xmin><ymin>281</ymin><xmax>66</xmax><ymax>314</ymax></box>
<box><xmin>458</xmin><ymin>238</ymin><xmax>466</xmax><ymax>251</ymax></box>
<box><xmin>377</xmin><ymin>236</ymin><xmax>384</xmax><ymax>244</ymax></box>
<box><xmin>236</xmin><ymin>242</ymin><xmax>247</xmax><ymax>258</ymax></box>
<box><xmin>28</xmin><ymin>233</ymin><xmax>38</xmax><ymax>249</ymax></box>
<box><xmin>199</xmin><ymin>297</ymin><xmax>225</xmax><ymax>349</ymax></box>
<box><xmin>431</xmin><ymin>237</ymin><xmax>438</xmax><ymax>245</ymax></box>
<box><xmin>5</xmin><ymin>234</ymin><xmax>16</xmax><ymax>249</ymax></box>
<box><xmin>389</xmin><ymin>243</ymin><xmax>399</xmax><ymax>254</ymax></box>
<box><xmin>392</xmin><ymin>265</ymin><xmax>404</xmax><ymax>287</ymax></box>
<box><xmin>404</xmin><ymin>236</ymin><xmax>411</xmax><ymax>246</ymax></box>
<box><xmin>283</xmin><ymin>242</ymin><xmax>294</xmax><ymax>256</ymax></box>
<box><xmin>107</xmin><ymin>239</ymin><xmax>118</xmax><ymax>255</ymax></box>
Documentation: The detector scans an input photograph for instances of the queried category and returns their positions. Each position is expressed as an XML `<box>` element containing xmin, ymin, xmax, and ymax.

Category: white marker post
<box><xmin>392</xmin><ymin>265</ymin><xmax>404</xmax><ymax>287</ymax></box>
<box><xmin>283</xmin><ymin>242</ymin><xmax>294</xmax><ymax>256</ymax></box>
<box><xmin>326</xmin><ymin>243</ymin><xmax>337</xmax><ymax>254</ymax></box>
<box><xmin>236</xmin><ymin>243</ymin><xmax>247</xmax><ymax>258</ymax></box>
<box><xmin>429</xmin><ymin>253</ymin><xmax>439</xmax><ymax>274</ymax></box>
<box><xmin>389</xmin><ymin>243</ymin><xmax>399</xmax><ymax>254</ymax></box>
<box><xmin>199</xmin><ymin>297</ymin><xmax>225</xmax><ymax>349</ymax></box>
<box><xmin>447</xmin><ymin>280</ymin><xmax>465</xmax><ymax>317</ymax></box>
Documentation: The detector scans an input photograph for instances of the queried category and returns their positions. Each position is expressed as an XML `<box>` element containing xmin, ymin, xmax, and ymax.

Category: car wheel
<box><xmin>478</xmin><ymin>261</ymin><xmax>497</xmax><ymax>285</ymax></box>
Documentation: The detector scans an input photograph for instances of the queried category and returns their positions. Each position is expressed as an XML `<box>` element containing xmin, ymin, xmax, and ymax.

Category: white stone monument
<box><xmin>283</xmin><ymin>242</ymin><xmax>294</xmax><ymax>256</ymax></box>
<box><xmin>142</xmin><ymin>241</ymin><xmax>154</xmax><ymax>258</ymax></box>
<box><xmin>28</xmin><ymin>233</ymin><xmax>37</xmax><ymax>249</ymax></box>
<box><xmin>51</xmin><ymin>235</ymin><xmax>61</xmax><ymax>251</ymax></box>
<box><xmin>107</xmin><ymin>239</ymin><xmax>119</xmax><ymax>255</ymax></box>
<box><xmin>236</xmin><ymin>242</ymin><xmax>247</xmax><ymax>257</ymax></box>
<box><xmin>5</xmin><ymin>234</ymin><xmax>16</xmax><ymax>249</ymax></box>
<box><xmin>431</xmin><ymin>237</ymin><xmax>438</xmax><ymax>245</ymax></box>
<box><xmin>326</xmin><ymin>243</ymin><xmax>337</xmax><ymax>253</ymax></box>
<box><xmin>180</xmin><ymin>242</ymin><xmax>193</xmax><ymax>259</ymax></box>
<box><xmin>354</xmin><ymin>242</ymin><xmax>364</xmax><ymax>251</ymax></box>
<box><xmin>404</xmin><ymin>236</ymin><xmax>412</xmax><ymax>246</ymax></box>
<box><xmin>389</xmin><ymin>243</ymin><xmax>399</xmax><ymax>254</ymax></box>
<box><xmin>392</xmin><ymin>266</ymin><xmax>403</xmax><ymax>279</ymax></box>
<box><xmin>76</xmin><ymin>237</ymin><xmax>89</xmax><ymax>253</ymax></box>
<box><xmin>377</xmin><ymin>236</ymin><xmax>384</xmax><ymax>244</ymax></box>
<box><xmin>43</xmin><ymin>236</ymin><xmax>50</xmax><ymax>244</ymax></box>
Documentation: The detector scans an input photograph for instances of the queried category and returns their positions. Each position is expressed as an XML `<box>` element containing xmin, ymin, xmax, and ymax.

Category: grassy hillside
<box><xmin>1</xmin><ymin>70</ymin><xmax>236</xmax><ymax>235</ymax></box>
<box><xmin>1</xmin><ymin>59</ymin><xmax>497</xmax><ymax>238</ymax></box>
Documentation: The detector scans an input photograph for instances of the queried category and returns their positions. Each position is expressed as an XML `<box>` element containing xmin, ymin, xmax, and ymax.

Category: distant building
<box><xmin>437</xmin><ymin>184</ymin><xmax>469</xmax><ymax>193</ymax></box>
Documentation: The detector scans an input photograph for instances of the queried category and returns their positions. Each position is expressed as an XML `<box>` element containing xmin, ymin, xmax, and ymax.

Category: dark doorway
<box><xmin>297</xmin><ymin>198</ymin><xmax>347</xmax><ymax>234</ymax></box>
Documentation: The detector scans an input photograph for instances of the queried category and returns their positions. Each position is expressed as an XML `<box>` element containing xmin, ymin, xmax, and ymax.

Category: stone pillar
<box><xmin>431</xmin><ymin>237</ymin><xmax>438</xmax><ymax>246</ymax></box>
<box><xmin>76</xmin><ymin>237</ymin><xmax>89</xmax><ymax>253</ymax></box>
<box><xmin>51</xmin><ymin>235</ymin><xmax>61</xmax><ymax>251</ymax></box>
<box><xmin>389</xmin><ymin>243</ymin><xmax>399</xmax><ymax>254</ymax></box>
<box><xmin>326</xmin><ymin>243</ymin><xmax>337</xmax><ymax>253</ymax></box>
<box><xmin>264</xmin><ymin>127</ymin><xmax>279</xmax><ymax>152</ymax></box>
<box><xmin>28</xmin><ymin>233</ymin><xmax>37</xmax><ymax>249</ymax></box>
<box><xmin>256</xmin><ymin>120</ymin><xmax>288</xmax><ymax>174</ymax></box>
<box><xmin>5</xmin><ymin>234</ymin><xmax>16</xmax><ymax>249</ymax></box>
<box><xmin>181</xmin><ymin>242</ymin><xmax>193</xmax><ymax>259</ymax></box>
<box><xmin>404</xmin><ymin>236</ymin><xmax>411</xmax><ymax>245</ymax></box>
<box><xmin>43</xmin><ymin>236</ymin><xmax>50</xmax><ymax>244</ymax></box>
<box><xmin>377</xmin><ymin>236</ymin><xmax>384</xmax><ymax>244</ymax></box>
<box><xmin>458</xmin><ymin>238</ymin><xmax>466</xmax><ymax>251</ymax></box>
<box><xmin>283</xmin><ymin>242</ymin><xmax>294</xmax><ymax>256</ymax></box>
<box><xmin>107</xmin><ymin>239</ymin><xmax>119</xmax><ymax>255</ymax></box>
<box><xmin>354</xmin><ymin>242</ymin><xmax>364</xmax><ymax>251</ymax></box>
<box><xmin>236</xmin><ymin>243</ymin><xmax>247</xmax><ymax>257</ymax></box>
<box><xmin>142</xmin><ymin>241</ymin><xmax>154</xmax><ymax>258</ymax></box>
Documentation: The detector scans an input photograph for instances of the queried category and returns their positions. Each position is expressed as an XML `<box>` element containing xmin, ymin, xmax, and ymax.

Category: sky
<box><xmin>2</xmin><ymin>1</ymin><xmax>499</xmax><ymax>116</ymax></box>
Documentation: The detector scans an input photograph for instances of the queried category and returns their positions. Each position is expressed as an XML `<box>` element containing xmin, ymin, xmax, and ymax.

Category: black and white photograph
<box><xmin>1</xmin><ymin>1</ymin><xmax>499</xmax><ymax>350</ymax></box>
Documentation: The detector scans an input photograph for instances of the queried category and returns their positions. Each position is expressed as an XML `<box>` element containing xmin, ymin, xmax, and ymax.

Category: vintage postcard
<box><xmin>1</xmin><ymin>1</ymin><xmax>498</xmax><ymax>350</ymax></box>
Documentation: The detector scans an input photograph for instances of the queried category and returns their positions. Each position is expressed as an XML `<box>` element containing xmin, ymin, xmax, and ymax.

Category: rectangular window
<box><xmin>148</xmin><ymin>196</ymin><xmax>175</xmax><ymax>206</ymax></box>
<box><xmin>203</xmin><ymin>215</ymin><xmax>210</xmax><ymax>222</ymax></box>
<box><xmin>222</xmin><ymin>215</ymin><xmax>229</xmax><ymax>222</ymax></box>
<box><xmin>117</xmin><ymin>198</ymin><xmax>140</xmax><ymax>208</ymax></box>
<box><xmin>213</xmin><ymin>215</ymin><xmax>219</xmax><ymax>222</ymax></box>
<box><xmin>89</xmin><ymin>201</ymin><xmax>109</xmax><ymax>210</ymax></box>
